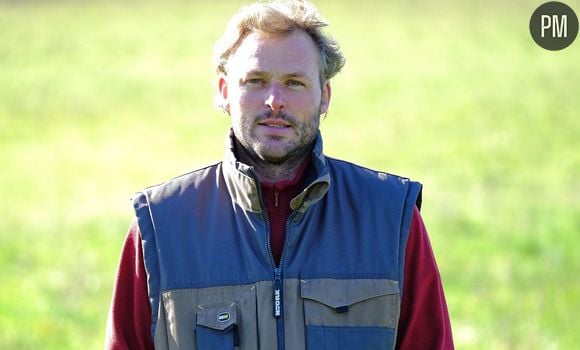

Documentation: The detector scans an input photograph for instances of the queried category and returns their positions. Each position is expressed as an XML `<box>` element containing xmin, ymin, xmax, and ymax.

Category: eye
<box><xmin>246</xmin><ymin>78</ymin><xmax>265</xmax><ymax>86</ymax></box>
<box><xmin>287</xmin><ymin>79</ymin><xmax>305</xmax><ymax>87</ymax></box>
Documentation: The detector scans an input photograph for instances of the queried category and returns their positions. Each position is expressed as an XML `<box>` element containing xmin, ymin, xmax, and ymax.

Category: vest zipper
<box><xmin>274</xmin><ymin>268</ymin><xmax>282</xmax><ymax>318</ymax></box>
<box><xmin>268</xmin><ymin>212</ymin><xmax>296</xmax><ymax>350</ymax></box>
<box><xmin>262</xmin><ymin>214</ymin><xmax>285</xmax><ymax>350</ymax></box>
<box><xmin>273</xmin><ymin>267</ymin><xmax>284</xmax><ymax>350</ymax></box>
<box><xmin>272</xmin><ymin>211</ymin><xmax>298</xmax><ymax>350</ymax></box>
<box><xmin>254</xmin><ymin>174</ymin><xmax>293</xmax><ymax>350</ymax></box>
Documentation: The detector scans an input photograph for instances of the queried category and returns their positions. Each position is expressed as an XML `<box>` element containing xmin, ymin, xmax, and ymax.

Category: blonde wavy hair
<box><xmin>213</xmin><ymin>0</ymin><xmax>345</xmax><ymax>84</ymax></box>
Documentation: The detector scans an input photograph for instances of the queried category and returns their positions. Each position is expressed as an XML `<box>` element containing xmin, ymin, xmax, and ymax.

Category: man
<box><xmin>105</xmin><ymin>1</ymin><xmax>454</xmax><ymax>349</ymax></box>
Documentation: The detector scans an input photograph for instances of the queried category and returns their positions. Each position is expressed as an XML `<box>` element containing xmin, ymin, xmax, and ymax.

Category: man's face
<box><xmin>219</xmin><ymin>30</ymin><xmax>331</xmax><ymax>164</ymax></box>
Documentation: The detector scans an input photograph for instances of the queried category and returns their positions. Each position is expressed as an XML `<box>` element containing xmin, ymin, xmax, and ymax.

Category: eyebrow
<box><xmin>285</xmin><ymin>72</ymin><xmax>310</xmax><ymax>80</ymax></box>
<box><xmin>244</xmin><ymin>70</ymin><xmax>312</xmax><ymax>80</ymax></box>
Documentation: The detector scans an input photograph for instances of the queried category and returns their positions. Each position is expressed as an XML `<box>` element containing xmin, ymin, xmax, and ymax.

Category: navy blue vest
<box><xmin>133</xmin><ymin>135</ymin><xmax>422</xmax><ymax>350</ymax></box>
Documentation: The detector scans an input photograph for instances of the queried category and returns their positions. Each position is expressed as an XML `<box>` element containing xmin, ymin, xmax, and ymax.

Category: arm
<box><xmin>105</xmin><ymin>221</ymin><xmax>154</xmax><ymax>350</ymax></box>
<box><xmin>396</xmin><ymin>207</ymin><xmax>454</xmax><ymax>349</ymax></box>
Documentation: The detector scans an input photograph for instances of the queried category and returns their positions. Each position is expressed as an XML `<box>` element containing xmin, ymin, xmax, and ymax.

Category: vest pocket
<box><xmin>195</xmin><ymin>303</ymin><xmax>237</xmax><ymax>350</ymax></box>
<box><xmin>161</xmin><ymin>284</ymin><xmax>258</xmax><ymax>349</ymax></box>
<box><xmin>300</xmin><ymin>278</ymin><xmax>400</xmax><ymax>350</ymax></box>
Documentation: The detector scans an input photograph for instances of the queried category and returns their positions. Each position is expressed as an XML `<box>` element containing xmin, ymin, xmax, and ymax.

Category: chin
<box><xmin>254</xmin><ymin>142</ymin><xmax>290</xmax><ymax>159</ymax></box>
<box><xmin>257</xmin><ymin>151</ymin><xmax>289</xmax><ymax>164</ymax></box>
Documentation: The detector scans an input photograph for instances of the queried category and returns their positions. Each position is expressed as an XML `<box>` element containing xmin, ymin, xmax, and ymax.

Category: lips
<box><xmin>258</xmin><ymin>118</ymin><xmax>292</xmax><ymax>128</ymax></box>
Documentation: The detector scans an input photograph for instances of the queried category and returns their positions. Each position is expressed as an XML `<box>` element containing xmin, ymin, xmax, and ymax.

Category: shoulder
<box><xmin>324</xmin><ymin>156</ymin><xmax>422</xmax><ymax>208</ymax></box>
<box><xmin>134</xmin><ymin>161</ymin><xmax>223</xmax><ymax>205</ymax></box>
<box><xmin>325</xmin><ymin>156</ymin><xmax>420</xmax><ymax>189</ymax></box>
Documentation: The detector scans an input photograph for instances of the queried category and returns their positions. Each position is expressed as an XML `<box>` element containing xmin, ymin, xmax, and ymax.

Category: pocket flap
<box><xmin>196</xmin><ymin>304</ymin><xmax>237</xmax><ymax>331</ymax></box>
<box><xmin>301</xmin><ymin>278</ymin><xmax>399</xmax><ymax>309</ymax></box>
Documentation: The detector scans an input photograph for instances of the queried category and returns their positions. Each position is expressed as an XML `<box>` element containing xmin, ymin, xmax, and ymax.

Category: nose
<box><xmin>265</xmin><ymin>84</ymin><xmax>285</xmax><ymax>111</ymax></box>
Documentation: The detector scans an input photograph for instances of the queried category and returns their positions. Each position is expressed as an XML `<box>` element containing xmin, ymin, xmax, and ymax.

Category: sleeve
<box><xmin>105</xmin><ymin>220</ymin><xmax>155</xmax><ymax>350</ymax></box>
<box><xmin>396</xmin><ymin>207</ymin><xmax>454</xmax><ymax>350</ymax></box>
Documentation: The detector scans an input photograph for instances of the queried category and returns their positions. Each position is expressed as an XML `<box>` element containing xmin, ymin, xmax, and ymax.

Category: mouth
<box><xmin>258</xmin><ymin>119</ymin><xmax>292</xmax><ymax>129</ymax></box>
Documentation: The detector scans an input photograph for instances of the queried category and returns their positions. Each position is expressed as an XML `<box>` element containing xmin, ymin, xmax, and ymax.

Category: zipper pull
<box><xmin>274</xmin><ymin>190</ymin><xmax>279</xmax><ymax>207</ymax></box>
<box><xmin>273</xmin><ymin>268</ymin><xmax>282</xmax><ymax>318</ymax></box>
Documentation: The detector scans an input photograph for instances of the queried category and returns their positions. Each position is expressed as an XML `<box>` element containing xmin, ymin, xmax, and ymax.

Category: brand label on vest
<box><xmin>274</xmin><ymin>289</ymin><xmax>281</xmax><ymax>317</ymax></box>
<box><xmin>217</xmin><ymin>312</ymin><xmax>230</xmax><ymax>323</ymax></box>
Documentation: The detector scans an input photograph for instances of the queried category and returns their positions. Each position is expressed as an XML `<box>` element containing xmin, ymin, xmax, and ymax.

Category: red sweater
<box><xmin>105</xmin><ymin>172</ymin><xmax>454</xmax><ymax>349</ymax></box>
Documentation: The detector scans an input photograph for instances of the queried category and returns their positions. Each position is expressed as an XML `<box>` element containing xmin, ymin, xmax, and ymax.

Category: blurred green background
<box><xmin>1</xmin><ymin>0</ymin><xmax>578</xmax><ymax>349</ymax></box>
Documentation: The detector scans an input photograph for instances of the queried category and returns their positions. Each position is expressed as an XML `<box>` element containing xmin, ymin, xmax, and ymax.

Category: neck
<box><xmin>234</xmin><ymin>139</ymin><xmax>312</xmax><ymax>183</ymax></box>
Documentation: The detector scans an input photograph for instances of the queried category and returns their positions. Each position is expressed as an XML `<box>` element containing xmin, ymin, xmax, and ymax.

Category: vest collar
<box><xmin>222</xmin><ymin>130</ymin><xmax>330</xmax><ymax>214</ymax></box>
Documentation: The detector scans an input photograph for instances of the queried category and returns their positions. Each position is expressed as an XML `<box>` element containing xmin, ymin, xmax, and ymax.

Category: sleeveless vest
<box><xmin>133</xmin><ymin>134</ymin><xmax>422</xmax><ymax>350</ymax></box>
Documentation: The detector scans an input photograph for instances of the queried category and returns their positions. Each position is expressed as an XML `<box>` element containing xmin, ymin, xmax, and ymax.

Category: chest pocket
<box><xmin>300</xmin><ymin>278</ymin><xmax>400</xmax><ymax>350</ymax></box>
<box><xmin>195</xmin><ymin>303</ymin><xmax>237</xmax><ymax>349</ymax></box>
<box><xmin>159</xmin><ymin>284</ymin><xmax>257</xmax><ymax>350</ymax></box>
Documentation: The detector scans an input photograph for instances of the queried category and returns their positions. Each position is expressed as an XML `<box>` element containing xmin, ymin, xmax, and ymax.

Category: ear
<box><xmin>320</xmin><ymin>81</ymin><xmax>331</xmax><ymax>114</ymax></box>
<box><xmin>218</xmin><ymin>75</ymin><xmax>229</xmax><ymax>113</ymax></box>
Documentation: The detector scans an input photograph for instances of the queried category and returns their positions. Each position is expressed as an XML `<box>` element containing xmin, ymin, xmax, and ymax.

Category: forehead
<box><xmin>227</xmin><ymin>30</ymin><xmax>320</xmax><ymax>78</ymax></box>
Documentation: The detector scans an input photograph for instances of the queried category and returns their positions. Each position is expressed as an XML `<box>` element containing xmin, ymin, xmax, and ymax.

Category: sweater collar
<box><xmin>260</xmin><ymin>153</ymin><xmax>311</xmax><ymax>192</ymax></box>
<box><xmin>222</xmin><ymin>129</ymin><xmax>330</xmax><ymax>214</ymax></box>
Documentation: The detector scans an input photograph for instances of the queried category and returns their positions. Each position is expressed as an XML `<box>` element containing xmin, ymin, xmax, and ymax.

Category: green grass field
<box><xmin>1</xmin><ymin>0</ymin><xmax>578</xmax><ymax>349</ymax></box>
